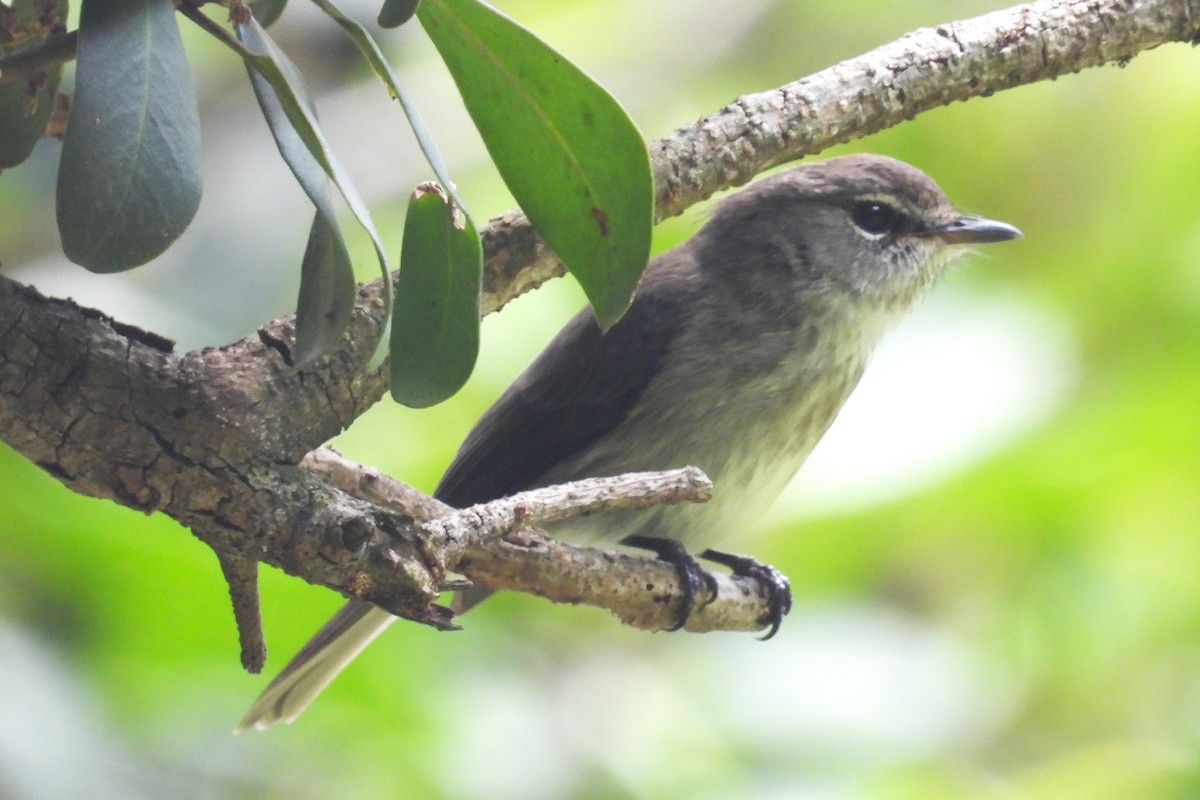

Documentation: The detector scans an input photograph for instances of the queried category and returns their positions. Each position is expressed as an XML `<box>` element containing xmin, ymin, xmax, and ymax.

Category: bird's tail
<box><xmin>235</xmin><ymin>600</ymin><xmax>395</xmax><ymax>732</ymax></box>
<box><xmin>449</xmin><ymin>586</ymin><xmax>496</xmax><ymax>614</ymax></box>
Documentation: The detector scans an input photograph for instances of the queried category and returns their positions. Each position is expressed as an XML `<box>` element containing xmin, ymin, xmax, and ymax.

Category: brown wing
<box><xmin>434</xmin><ymin>270</ymin><xmax>690</xmax><ymax>507</ymax></box>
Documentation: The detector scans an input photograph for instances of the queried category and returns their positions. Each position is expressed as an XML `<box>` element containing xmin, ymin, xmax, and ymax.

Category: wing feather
<box><xmin>434</xmin><ymin>265</ymin><xmax>691</xmax><ymax>507</ymax></box>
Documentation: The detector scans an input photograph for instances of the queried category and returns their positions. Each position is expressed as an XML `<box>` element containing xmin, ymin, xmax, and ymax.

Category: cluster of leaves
<box><xmin>0</xmin><ymin>0</ymin><xmax>653</xmax><ymax>406</ymax></box>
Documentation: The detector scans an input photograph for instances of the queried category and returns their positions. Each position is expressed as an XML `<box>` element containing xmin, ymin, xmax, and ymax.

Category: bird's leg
<box><xmin>622</xmin><ymin>535</ymin><xmax>719</xmax><ymax>631</ymax></box>
<box><xmin>699</xmin><ymin>549</ymin><xmax>792</xmax><ymax>640</ymax></box>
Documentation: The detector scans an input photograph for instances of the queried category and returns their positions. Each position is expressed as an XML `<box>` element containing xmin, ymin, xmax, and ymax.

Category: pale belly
<box><xmin>539</xmin><ymin>356</ymin><xmax>865</xmax><ymax>550</ymax></box>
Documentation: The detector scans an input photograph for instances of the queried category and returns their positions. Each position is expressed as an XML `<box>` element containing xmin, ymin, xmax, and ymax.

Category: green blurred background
<box><xmin>3</xmin><ymin>1</ymin><xmax>1200</xmax><ymax>797</ymax></box>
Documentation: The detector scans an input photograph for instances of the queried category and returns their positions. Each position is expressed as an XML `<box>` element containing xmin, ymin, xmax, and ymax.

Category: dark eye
<box><xmin>851</xmin><ymin>201</ymin><xmax>901</xmax><ymax>236</ymax></box>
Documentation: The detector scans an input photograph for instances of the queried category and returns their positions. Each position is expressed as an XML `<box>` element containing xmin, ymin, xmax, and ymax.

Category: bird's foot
<box><xmin>622</xmin><ymin>535</ymin><xmax>718</xmax><ymax>631</ymax></box>
<box><xmin>699</xmin><ymin>549</ymin><xmax>792</xmax><ymax>640</ymax></box>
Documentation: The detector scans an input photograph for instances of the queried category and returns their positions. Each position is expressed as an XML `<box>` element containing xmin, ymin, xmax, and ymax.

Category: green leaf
<box><xmin>378</xmin><ymin>0</ymin><xmax>420</xmax><ymax>28</ymax></box>
<box><xmin>0</xmin><ymin>0</ymin><xmax>66</xmax><ymax>169</ymax></box>
<box><xmin>295</xmin><ymin>210</ymin><xmax>356</xmax><ymax>368</ymax></box>
<box><xmin>56</xmin><ymin>0</ymin><xmax>202</xmax><ymax>273</ymax></box>
<box><xmin>309</xmin><ymin>0</ymin><xmax>462</xmax><ymax>213</ymax></box>
<box><xmin>236</xmin><ymin>17</ymin><xmax>393</xmax><ymax>366</ymax></box>
<box><xmin>0</xmin><ymin>68</ymin><xmax>61</xmax><ymax>170</ymax></box>
<box><xmin>3</xmin><ymin>0</ymin><xmax>65</xmax><ymax>29</ymax></box>
<box><xmin>390</xmin><ymin>183</ymin><xmax>482</xmax><ymax>408</ymax></box>
<box><xmin>417</xmin><ymin>0</ymin><xmax>652</xmax><ymax>328</ymax></box>
<box><xmin>248</xmin><ymin>0</ymin><xmax>288</xmax><ymax>27</ymax></box>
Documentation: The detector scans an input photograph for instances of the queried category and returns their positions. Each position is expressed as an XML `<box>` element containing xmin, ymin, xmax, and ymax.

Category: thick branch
<box><xmin>650</xmin><ymin>0</ymin><xmax>1200</xmax><ymax>218</ymax></box>
<box><xmin>0</xmin><ymin>276</ymin><xmax>762</xmax><ymax>630</ymax></box>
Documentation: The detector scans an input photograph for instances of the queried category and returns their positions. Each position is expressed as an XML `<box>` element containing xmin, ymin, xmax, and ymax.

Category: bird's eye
<box><xmin>851</xmin><ymin>201</ymin><xmax>901</xmax><ymax>236</ymax></box>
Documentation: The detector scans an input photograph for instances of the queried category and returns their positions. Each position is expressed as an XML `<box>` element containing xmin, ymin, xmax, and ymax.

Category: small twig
<box><xmin>303</xmin><ymin>446</ymin><xmax>715</xmax><ymax>560</ymax></box>
<box><xmin>300</xmin><ymin>448</ymin><xmax>775</xmax><ymax>633</ymax></box>
<box><xmin>214</xmin><ymin>549</ymin><xmax>266</xmax><ymax>673</ymax></box>
<box><xmin>424</xmin><ymin>467</ymin><xmax>714</xmax><ymax>558</ymax></box>
<box><xmin>302</xmin><ymin>447</ymin><xmax>447</xmax><ymax>521</ymax></box>
<box><xmin>177</xmin><ymin>2</ymin><xmax>254</xmax><ymax>59</ymax></box>
<box><xmin>302</xmin><ymin>448</ymin><xmax>714</xmax><ymax>538</ymax></box>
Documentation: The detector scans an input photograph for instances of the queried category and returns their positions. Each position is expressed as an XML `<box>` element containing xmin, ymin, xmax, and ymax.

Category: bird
<box><xmin>236</xmin><ymin>153</ymin><xmax>1021</xmax><ymax>731</ymax></box>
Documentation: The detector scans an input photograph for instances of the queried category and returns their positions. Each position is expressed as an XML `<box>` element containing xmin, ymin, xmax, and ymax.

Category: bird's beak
<box><xmin>930</xmin><ymin>216</ymin><xmax>1022</xmax><ymax>245</ymax></box>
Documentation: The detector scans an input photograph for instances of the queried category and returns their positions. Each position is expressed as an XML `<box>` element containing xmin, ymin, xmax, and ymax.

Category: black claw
<box><xmin>700</xmin><ymin>549</ymin><xmax>792</xmax><ymax>639</ymax></box>
<box><xmin>623</xmin><ymin>535</ymin><xmax>715</xmax><ymax>631</ymax></box>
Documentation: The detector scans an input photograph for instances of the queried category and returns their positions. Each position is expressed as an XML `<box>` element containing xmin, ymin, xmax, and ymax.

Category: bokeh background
<box><xmin>3</xmin><ymin>1</ymin><xmax>1200</xmax><ymax>797</ymax></box>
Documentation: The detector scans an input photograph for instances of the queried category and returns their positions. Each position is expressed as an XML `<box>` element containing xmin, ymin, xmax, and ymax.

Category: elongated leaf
<box><xmin>248</xmin><ymin>0</ymin><xmax>288</xmax><ymax>27</ymax></box>
<box><xmin>390</xmin><ymin>183</ymin><xmax>482</xmax><ymax>408</ymax></box>
<box><xmin>295</xmin><ymin>211</ymin><xmax>355</xmax><ymax>367</ymax></box>
<box><xmin>378</xmin><ymin>0</ymin><xmax>420</xmax><ymax>28</ymax></box>
<box><xmin>57</xmin><ymin>0</ymin><xmax>202</xmax><ymax>272</ymax></box>
<box><xmin>417</xmin><ymin>0</ymin><xmax>652</xmax><ymax>327</ymax></box>
<box><xmin>236</xmin><ymin>17</ymin><xmax>392</xmax><ymax>366</ymax></box>
<box><xmin>0</xmin><ymin>0</ymin><xmax>67</xmax><ymax>169</ymax></box>
<box><xmin>309</xmin><ymin>0</ymin><xmax>461</xmax><ymax>212</ymax></box>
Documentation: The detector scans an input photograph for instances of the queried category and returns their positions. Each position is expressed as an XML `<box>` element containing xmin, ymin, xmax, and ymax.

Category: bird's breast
<box><xmin>540</xmin><ymin>332</ymin><xmax>869</xmax><ymax>549</ymax></box>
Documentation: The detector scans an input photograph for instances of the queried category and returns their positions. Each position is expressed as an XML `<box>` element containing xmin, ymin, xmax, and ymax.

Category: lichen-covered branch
<box><xmin>306</xmin><ymin>449</ymin><xmax>751</xmax><ymax>632</ymax></box>
<box><xmin>305</xmin><ymin>450</ymin><xmax>766</xmax><ymax>632</ymax></box>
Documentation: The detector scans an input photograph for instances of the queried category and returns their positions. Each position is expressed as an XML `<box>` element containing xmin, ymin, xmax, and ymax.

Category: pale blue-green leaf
<box><xmin>294</xmin><ymin>210</ymin><xmax>356</xmax><ymax>367</ymax></box>
<box><xmin>378</xmin><ymin>0</ymin><xmax>420</xmax><ymax>28</ymax></box>
<box><xmin>308</xmin><ymin>0</ymin><xmax>462</xmax><ymax>213</ymax></box>
<box><xmin>390</xmin><ymin>184</ymin><xmax>482</xmax><ymax>408</ymax></box>
<box><xmin>417</xmin><ymin>0</ymin><xmax>652</xmax><ymax>328</ymax></box>
<box><xmin>56</xmin><ymin>0</ymin><xmax>202</xmax><ymax>272</ymax></box>
<box><xmin>236</xmin><ymin>17</ymin><xmax>392</xmax><ymax>364</ymax></box>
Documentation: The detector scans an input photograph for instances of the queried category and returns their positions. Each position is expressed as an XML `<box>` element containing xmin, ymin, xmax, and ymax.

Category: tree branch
<box><xmin>305</xmin><ymin>449</ymin><xmax>750</xmax><ymax>630</ymax></box>
<box><xmin>2</xmin><ymin>0</ymin><xmax>1198</xmax><ymax>652</ymax></box>
<box><xmin>302</xmin><ymin>449</ymin><xmax>766</xmax><ymax>632</ymax></box>
<box><xmin>481</xmin><ymin>0</ymin><xmax>1200</xmax><ymax>314</ymax></box>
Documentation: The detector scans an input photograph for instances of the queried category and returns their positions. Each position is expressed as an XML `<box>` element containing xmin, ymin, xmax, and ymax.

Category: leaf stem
<box><xmin>177</xmin><ymin>3</ymin><xmax>255</xmax><ymax>59</ymax></box>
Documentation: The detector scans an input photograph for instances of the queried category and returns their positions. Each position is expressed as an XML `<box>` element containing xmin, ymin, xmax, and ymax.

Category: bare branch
<box><xmin>427</xmin><ymin>467</ymin><xmax>712</xmax><ymax>555</ymax></box>
<box><xmin>306</xmin><ymin>449</ymin><xmax>711</xmax><ymax>553</ymax></box>
<box><xmin>304</xmin><ymin>449</ymin><xmax>755</xmax><ymax>632</ymax></box>
<box><xmin>455</xmin><ymin>532</ymin><xmax>778</xmax><ymax>634</ymax></box>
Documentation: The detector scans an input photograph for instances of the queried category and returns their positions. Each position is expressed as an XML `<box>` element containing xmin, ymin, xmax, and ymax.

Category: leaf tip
<box><xmin>412</xmin><ymin>180</ymin><xmax>467</xmax><ymax>231</ymax></box>
<box><xmin>592</xmin><ymin>291</ymin><xmax>634</xmax><ymax>332</ymax></box>
<box><xmin>378</xmin><ymin>0</ymin><xmax>420</xmax><ymax>29</ymax></box>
